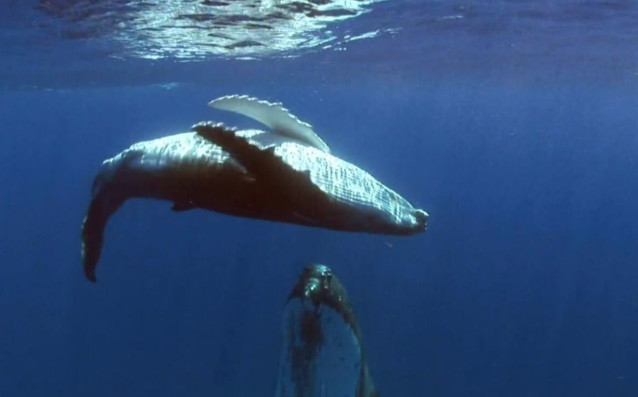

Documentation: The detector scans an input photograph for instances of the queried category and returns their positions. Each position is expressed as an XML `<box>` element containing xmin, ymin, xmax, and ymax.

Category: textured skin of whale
<box><xmin>271</xmin><ymin>139</ymin><xmax>422</xmax><ymax>228</ymax></box>
<box><xmin>193</xmin><ymin>122</ymin><xmax>428</xmax><ymax>235</ymax></box>
<box><xmin>276</xmin><ymin>264</ymin><xmax>378</xmax><ymax>397</ymax></box>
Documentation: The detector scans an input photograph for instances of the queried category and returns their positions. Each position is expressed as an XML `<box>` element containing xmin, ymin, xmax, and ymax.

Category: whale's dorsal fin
<box><xmin>208</xmin><ymin>95</ymin><xmax>330</xmax><ymax>153</ymax></box>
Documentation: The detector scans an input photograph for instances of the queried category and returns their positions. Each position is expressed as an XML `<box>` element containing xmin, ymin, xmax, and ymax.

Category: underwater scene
<box><xmin>1</xmin><ymin>1</ymin><xmax>637</xmax><ymax>396</ymax></box>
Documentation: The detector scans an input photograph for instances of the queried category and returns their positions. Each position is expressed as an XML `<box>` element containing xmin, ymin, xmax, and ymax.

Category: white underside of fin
<box><xmin>209</xmin><ymin>95</ymin><xmax>330</xmax><ymax>153</ymax></box>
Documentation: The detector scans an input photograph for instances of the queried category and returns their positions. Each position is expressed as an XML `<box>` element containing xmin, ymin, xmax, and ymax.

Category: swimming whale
<box><xmin>275</xmin><ymin>264</ymin><xmax>378</xmax><ymax>397</ymax></box>
<box><xmin>81</xmin><ymin>95</ymin><xmax>428</xmax><ymax>281</ymax></box>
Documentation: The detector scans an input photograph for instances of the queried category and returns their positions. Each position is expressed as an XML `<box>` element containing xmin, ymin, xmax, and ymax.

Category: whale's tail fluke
<box><xmin>81</xmin><ymin>169</ymin><xmax>127</xmax><ymax>282</ymax></box>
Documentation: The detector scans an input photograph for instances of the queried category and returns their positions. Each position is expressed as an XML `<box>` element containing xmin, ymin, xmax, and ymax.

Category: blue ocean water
<box><xmin>1</xmin><ymin>1</ymin><xmax>638</xmax><ymax>396</ymax></box>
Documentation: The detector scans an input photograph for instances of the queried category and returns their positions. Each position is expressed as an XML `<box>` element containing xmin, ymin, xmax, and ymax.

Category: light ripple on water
<box><xmin>36</xmin><ymin>0</ymin><xmax>389</xmax><ymax>60</ymax></box>
<box><xmin>4</xmin><ymin>0</ymin><xmax>638</xmax><ymax>90</ymax></box>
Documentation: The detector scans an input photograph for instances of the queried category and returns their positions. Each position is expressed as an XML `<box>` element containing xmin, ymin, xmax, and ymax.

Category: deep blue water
<box><xmin>2</xmin><ymin>1</ymin><xmax>638</xmax><ymax>396</ymax></box>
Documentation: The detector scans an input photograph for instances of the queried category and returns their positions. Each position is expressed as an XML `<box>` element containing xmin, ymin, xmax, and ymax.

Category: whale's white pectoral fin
<box><xmin>208</xmin><ymin>95</ymin><xmax>330</xmax><ymax>153</ymax></box>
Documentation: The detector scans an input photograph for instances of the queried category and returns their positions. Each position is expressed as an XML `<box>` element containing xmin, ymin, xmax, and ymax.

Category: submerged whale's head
<box><xmin>276</xmin><ymin>264</ymin><xmax>378</xmax><ymax>397</ymax></box>
<box><xmin>387</xmin><ymin>207</ymin><xmax>428</xmax><ymax>235</ymax></box>
<box><xmin>413</xmin><ymin>208</ymin><xmax>429</xmax><ymax>232</ymax></box>
<box><xmin>349</xmin><ymin>203</ymin><xmax>428</xmax><ymax>237</ymax></box>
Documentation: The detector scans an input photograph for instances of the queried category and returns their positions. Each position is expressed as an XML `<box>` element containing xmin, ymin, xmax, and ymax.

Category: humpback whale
<box><xmin>276</xmin><ymin>264</ymin><xmax>378</xmax><ymax>397</ymax></box>
<box><xmin>81</xmin><ymin>95</ymin><xmax>428</xmax><ymax>281</ymax></box>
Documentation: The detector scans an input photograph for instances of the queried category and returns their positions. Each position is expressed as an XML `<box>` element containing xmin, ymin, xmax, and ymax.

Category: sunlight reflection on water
<box><xmin>37</xmin><ymin>0</ymin><xmax>390</xmax><ymax>59</ymax></box>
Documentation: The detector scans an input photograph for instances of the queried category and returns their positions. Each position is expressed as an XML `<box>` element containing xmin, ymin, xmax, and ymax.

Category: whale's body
<box><xmin>82</xmin><ymin>96</ymin><xmax>428</xmax><ymax>281</ymax></box>
<box><xmin>276</xmin><ymin>264</ymin><xmax>378</xmax><ymax>397</ymax></box>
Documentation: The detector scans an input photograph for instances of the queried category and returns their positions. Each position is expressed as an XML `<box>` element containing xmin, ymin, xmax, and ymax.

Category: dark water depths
<box><xmin>1</xmin><ymin>1</ymin><xmax>638</xmax><ymax>396</ymax></box>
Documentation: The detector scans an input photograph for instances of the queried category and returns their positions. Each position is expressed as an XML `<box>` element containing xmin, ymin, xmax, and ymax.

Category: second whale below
<box><xmin>81</xmin><ymin>95</ymin><xmax>429</xmax><ymax>281</ymax></box>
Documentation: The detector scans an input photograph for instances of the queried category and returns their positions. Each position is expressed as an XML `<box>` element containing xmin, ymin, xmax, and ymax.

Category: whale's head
<box><xmin>276</xmin><ymin>264</ymin><xmax>378</xmax><ymax>397</ymax></box>
<box><xmin>392</xmin><ymin>207</ymin><xmax>428</xmax><ymax>235</ymax></box>
<box><xmin>410</xmin><ymin>208</ymin><xmax>429</xmax><ymax>233</ymax></box>
<box><xmin>290</xmin><ymin>264</ymin><xmax>351</xmax><ymax>312</ymax></box>
<box><xmin>348</xmin><ymin>202</ymin><xmax>428</xmax><ymax>237</ymax></box>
